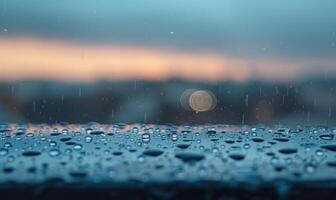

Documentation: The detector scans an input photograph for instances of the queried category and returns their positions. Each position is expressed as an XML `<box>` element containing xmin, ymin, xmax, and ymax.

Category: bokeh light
<box><xmin>181</xmin><ymin>89</ymin><xmax>217</xmax><ymax>112</ymax></box>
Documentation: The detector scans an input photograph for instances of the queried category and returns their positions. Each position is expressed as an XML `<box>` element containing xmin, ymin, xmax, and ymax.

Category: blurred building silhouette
<box><xmin>1</xmin><ymin>78</ymin><xmax>336</xmax><ymax>125</ymax></box>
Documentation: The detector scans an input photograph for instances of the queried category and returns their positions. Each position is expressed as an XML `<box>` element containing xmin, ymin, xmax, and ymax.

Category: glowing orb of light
<box><xmin>180</xmin><ymin>89</ymin><xmax>217</xmax><ymax>112</ymax></box>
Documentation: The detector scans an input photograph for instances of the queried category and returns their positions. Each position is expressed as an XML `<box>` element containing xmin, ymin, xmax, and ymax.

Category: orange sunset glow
<box><xmin>0</xmin><ymin>37</ymin><xmax>304</xmax><ymax>82</ymax></box>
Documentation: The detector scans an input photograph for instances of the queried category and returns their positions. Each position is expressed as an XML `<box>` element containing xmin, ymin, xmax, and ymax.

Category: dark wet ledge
<box><xmin>1</xmin><ymin>181</ymin><xmax>336</xmax><ymax>200</ymax></box>
<box><xmin>1</xmin><ymin>124</ymin><xmax>336</xmax><ymax>199</ymax></box>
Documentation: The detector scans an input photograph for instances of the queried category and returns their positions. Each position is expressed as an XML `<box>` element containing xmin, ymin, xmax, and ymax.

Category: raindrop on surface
<box><xmin>132</xmin><ymin>127</ymin><xmax>139</xmax><ymax>134</ymax></box>
<box><xmin>251</xmin><ymin>138</ymin><xmax>264</xmax><ymax>143</ymax></box>
<box><xmin>27</xmin><ymin>133</ymin><xmax>34</xmax><ymax>137</ymax></box>
<box><xmin>171</xmin><ymin>133</ymin><xmax>178</xmax><ymax>142</ymax></box>
<box><xmin>60</xmin><ymin>137</ymin><xmax>72</xmax><ymax>142</ymax></box>
<box><xmin>305</xmin><ymin>165</ymin><xmax>316</xmax><ymax>174</ymax></box>
<box><xmin>0</xmin><ymin>148</ymin><xmax>8</xmax><ymax>156</ymax></box>
<box><xmin>49</xmin><ymin>141</ymin><xmax>57</xmax><ymax>147</ymax></box>
<box><xmin>89</xmin><ymin>130</ymin><xmax>105</xmax><ymax>135</ymax></box>
<box><xmin>143</xmin><ymin>149</ymin><xmax>164</xmax><ymax>157</ymax></box>
<box><xmin>51</xmin><ymin>132</ymin><xmax>61</xmax><ymax>136</ymax></box>
<box><xmin>142</xmin><ymin>133</ymin><xmax>151</xmax><ymax>143</ymax></box>
<box><xmin>3</xmin><ymin>142</ymin><xmax>12</xmax><ymax>149</ymax></box>
<box><xmin>112</xmin><ymin>151</ymin><xmax>123</xmax><ymax>156</ymax></box>
<box><xmin>7</xmin><ymin>156</ymin><xmax>15</xmax><ymax>162</ymax></box>
<box><xmin>278</xmin><ymin>148</ymin><xmax>298</xmax><ymax>155</ymax></box>
<box><xmin>320</xmin><ymin>134</ymin><xmax>334</xmax><ymax>140</ymax></box>
<box><xmin>229</xmin><ymin>153</ymin><xmax>245</xmax><ymax>161</ymax></box>
<box><xmin>85</xmin><ymin>136</ymin><xmax>93</xmax><ymax>143</ymax></box>
<box><xmin>176</xmin><ymin>143</ymin><xmax>190</xmax><ymax>149</ymax></box>
<box><xmin>320</xmin><ymin>144</ymin><xmax>336</xmax><ymax>152</ymax></box>
<box><xmin>326</xmin><ymin>161</ymin><xmax>336</xmax><ymax>167</ymax></box>
<box><xmin>66</xmin><ymin>142</ymin><xmax>76</xmax><ymax>146</ymax></box>
<box><xmin>3</xmin><ymin>167</ymin><xmax>14</xmax><ymax>173</ymax></box>
<box><xmin>137</xmin><ymin>155</ymin><xmax>145</xmax><ymax>162</ymax></box>
<box><xmin>315</xmin><ymin>149</ymin><xmax>324</xmax><ymax>156</ymax></box>
<box><xmin>175</xmin><ymin>152</ymin><xmax>205</xmax><ymax>163</ymax></box>
<box><xmin>27</xmin><ymin>167</ymin><xmax>36</xmax><ymax>173</ymax></box>
<box><xmin>73</xmin><ymin>144</ymin><xmax>83</xmax><ymax>151</ymax></box>
<box><xmin>48</xmin><ymin>149</ymin><xmax>60</xmax><ymax>157</ymax></box>
<box><xmin>22</xmin><ymin>151</ymin><xmax>41</xmax><ymax>157</ymax></box>
<box><xmin>225</xmin><ymin>140</ymin><xmax>235</xmax><ymax>144</ymax></box>
<box><xmin>243</xmin><ymin>143</ymin><xmax>251</xmax><ymax>149</ymax></box>
<box><xmin>62</xmin><ymin>129</ymin><xmax>69</xmax><ymax>135</ymax></box>
<box><xmin>273</xmin><ymin>138</ymin><xmax>289</xmax><ymax>142</ymax></box>
<box><xmin>271</xmin><ymin>157</ymin><xmax>279</xmax><ymax>164</ymax></box>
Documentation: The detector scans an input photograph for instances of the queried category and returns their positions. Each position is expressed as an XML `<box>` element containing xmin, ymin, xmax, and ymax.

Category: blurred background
<box><xmin>0</xmin><ymin>0</ymin><xmax>336</xmax><ymax>125</ymax></box>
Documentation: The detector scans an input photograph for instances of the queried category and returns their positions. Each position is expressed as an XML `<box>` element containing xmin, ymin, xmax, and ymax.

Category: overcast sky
<box><xmin>0</xmin><ymin>0</ymin><xmax>336</xmax><ymax>81</ymax></box>
<box><xmin>1</xmin><ymin>0</ymin><xmax>335</xmax><ymax>58</ymax></box>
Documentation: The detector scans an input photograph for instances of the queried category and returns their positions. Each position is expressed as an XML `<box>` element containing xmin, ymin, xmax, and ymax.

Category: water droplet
<box><xmin>3</xmin><ymin>167</ymin><xmax>14</xmax><ymax>173</ymax></box>
<box><xmin>132</xmin><ymin>127</ymin><xmax>139</xmax><ymax>134</ymax></box>
<box><xmin>142</xmin><ymin>133</ymin><xmax>150</xmax><ymax>143</ymax></box>
<box><xmin>4</xmin><ymin>142</ymin><xmax>12</xmax><ymax>149</ymax></box>
<box><xmin>315</xmin><ymin>149</ymin><xmax>324</xmax><ymax>156</ymax></box>
<box><xmin>49</xmin><ymin>149</ymin><xmax>60</xmax><ymax>157</ymax></box>
<box><xmin>137</xmin><ymin>155</ymin><xmax>145</xmax><ymax>162</ymax></box>
<box><xmin>73</xmin><ymin>144</ymin><xmax>83</xmax><ymax>151</ymax></box>
<box><xmin>326</xmin><ymin>161</ymin><xmax>336</xmax><ymax>167</ymax></box>
<box><xmin>22</xmin><ymin>151</ymin><xmax>41</xmax><ymax>157</ymax></box>
<box><xmin>320</xmin><ymin>134</ymin><xmax>334</xmax><ymax>140</ymax></box>
<box><xmin>171</xmin><ymin>133</ymin><xmax>178</xmax><ymax>142</ymax></box>
<box><xmin>143</xmin><ymin>149</ymin><xmax>164</xmax><ymax>157</ymax></box>
<box><xmin>273</xmin><ymin>138</ymin><xmax>289</xmax><ymax>142</ymax></box>
<box><xmin>243</xmin><ymin>143</ymin><xmax>251</xmax><ymax>149</ymax></box>
<box><xmin>60</xmin><ymin>137</ymin><xmax>72</xmax><ymax>142</ymax></box>
<box><xmin>0</xmin><ymin>148</ymin><xmax>8</xmax><ymax>156</ymax></box>
<box><xmin>321</xmin><ymin>144</ymin><xmax>336</xmax><ymax>152</ymax></box>
<box><xmin>112</xmin><ymin>151</ymin><xmax>123</xmax><ymax>156</ymax></box>
<box><xmin>229</xmin><ymin>153</ymin><xmax>245</xmax><ymax>161</ymax></box>
<box><xmin>305</xmin><ymin>164</ymin><xmax>316</xmax><ymax>174</ymax></box>
<box><xmin>176</xmin><ymin>143</ymin><xmax>190</xmax><ymax>149</ymax></box>
<box><xmin>252</xmin><ymin>138</ymin><xmax>264</xmax><ymax>143</ymax></box>
<box><xmin>49</xmin><ymin>141</ymin><xmax>57</xmax><ymax>147</ymax></box>
<box><xmin>175</xmin><ymin>152</ymin><xmax>205</xmax><ymax>163</ymax></box>
<box><xmin>89</xmin><ymin>130</ymin><xmax>105</xmax><ymax>135</ymax></box>
<box><xmin>278</xmin><ymin>148</ymin><xmax>297</xmax><ymax>155</ymax></box>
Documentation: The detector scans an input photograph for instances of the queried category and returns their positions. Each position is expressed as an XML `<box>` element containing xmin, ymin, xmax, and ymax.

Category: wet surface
<box><xmin>1</xmin><ymin>123</ymin><xmax>336</xmax><ymax>199</ymax></box>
